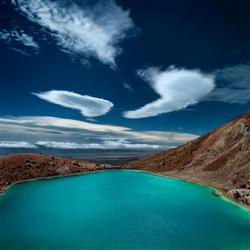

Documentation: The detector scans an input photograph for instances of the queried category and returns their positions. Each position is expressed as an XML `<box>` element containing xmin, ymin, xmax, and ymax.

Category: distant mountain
<box><xmin>0</xmin><ymin>148</ymin><xmax>158</xmax><ymax>163</ymax></box>
<box><xmin>125</xmin><ymin>112</ymin><xmax>250</xmax><ymax>205</ymax></box>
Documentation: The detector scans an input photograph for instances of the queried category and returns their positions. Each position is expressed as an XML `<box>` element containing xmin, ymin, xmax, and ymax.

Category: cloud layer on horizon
<box><xmin>33</xmin><ymin>90</ymin><xmax>114</xmax><ymax>117</ymax></box>
<box><xmin>0</xmin><ymin>141</ymin><xmax>37</xmax><ymax>148</ymax></box>
<box><xmin>0</xmin><ymin>116</ymin><xmax>197</xmax><ymax>150</ymax></box>
<box><xmin>35</xmin><ymin>139</ymin><xmax>161</xmax><ymax>150</ymax></box>
<box><xmin>0</xmin><ymin>139</ymin><xmax>163</xmax><ymax>150</ymax></box>
<box><xmin>124</xmin><ymin>67</ymin><xmax>215</xmax><ymax>119</ymax></box>
<box><xmin>0</xmin><ymin>139</ymin><xmax>162</xmax><ymax>150</ymax></box>
<box><xmin>12</xmin><ymin>0</ymin><xmax>135</xmax><ymax>66</ymax></box>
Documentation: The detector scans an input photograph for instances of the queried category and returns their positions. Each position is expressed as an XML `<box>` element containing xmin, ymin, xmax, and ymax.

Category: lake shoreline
<box><xmin>0</xmin><ymin>167</ymin><xmax>117</xmax><ymax>196</ymax></box>
<box><xmin>135</xmin><ymin>170</ymin><xmax>250</xmax><ymax>211</ymax></box>
<box><xmin>1</xmin><ymin>168</ymin><xmax>249</xmax><ymax>211</ymax></box>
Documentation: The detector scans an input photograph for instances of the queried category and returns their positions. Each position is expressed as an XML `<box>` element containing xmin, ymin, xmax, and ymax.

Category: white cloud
<box><xmin>0</xmin><ymin>141</ymin><xmax>37</xmax><ymax>148</ymax></box>
<box><xmin>13</xmin><ymin>0</ymin><xmax>135</xmax><ymax>66</ymax></box>
<box><xmin>36</xmin><ymin>139</ymin><xmax>161</xmax><ymax>150</ymax></box>
<box><xmin>0</xmin><ymin>116</ymin><xmax>129</xmax><ymax>133</ymax></box>
<box><xmin>0</xmin><ymin>29</ymin><xmax>39</xmax><ymax>50</ymax></box>
<box><xmin>124</xmin><ymin>67</ymin><xmax>215</xmax><ymax>118</ymax></box>
<box><xmin>207</xmin><ymin>64</ymin><xmax>250</xmax><ymax>104</ymax></box>
<box><xmin>0</xmin><ymin>116</ymin><xmax>197</xmax><ymax>145</ymax></box>
<box><xmin>0</xmin><ymin>139</ymin><xmax>162</xmax><ymax>150</ymax></box>
<box><xmin>36</xmin><ymin>140</ymin><xmax>102</xmax><ymax>149</ymax></box>
<box><xmin>101</xmin><ymin>139</ymin><xmax>161</xmax><ymax>149</ymax></box>
<box><xmin>32</xmin><ymin>90</ymin><xmax>114</xmax><ymax>117</ymax></box>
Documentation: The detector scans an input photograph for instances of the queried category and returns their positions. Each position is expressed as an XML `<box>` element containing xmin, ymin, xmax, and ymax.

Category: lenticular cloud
<box><xmin>33</xmin><ymin>90</ymin><xmax>114</xmax><ymax>117</ymax></box>
<box><xmin>124</xmin><ymin>67</ymin><xmax>215</xmax><ymax>119</ymax></box>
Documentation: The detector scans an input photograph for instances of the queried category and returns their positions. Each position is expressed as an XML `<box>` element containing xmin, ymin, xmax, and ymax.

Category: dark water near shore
<box><xmin>0</xmin><ymin>170</ymin><xmax>250</xmax><ymax>250</ymax></box>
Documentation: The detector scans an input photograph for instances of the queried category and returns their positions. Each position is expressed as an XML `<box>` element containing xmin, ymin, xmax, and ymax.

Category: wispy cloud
<box><xmin>0</xmin><ymin>29</ymin><xmax>39</xmax><ymax>52</ymax></box>
<box><xmin>0</xmin><ymin>116</ymin><xmax>197</xmax><ymax>148</ymax></box>
<box><xmin>124</xmin><ymin>66</ymin><xmax>215</xmax><ymax>119</ymax></box>
<box><xmin>13</xmin><ymin>0</ymin><xmax>135</xmax><ymax>66</ymax></box>
<box><xmin>123</xmin><ymin>82</ymin><xmax>134</xmax><ymax>93</ymax></box>
<box><xmin>207</xmin><ymin>64</ymin><xmax>250</xmax><ymax>104</ymax></box>
<box><xmin>0</xmin><ymin>141</ymin><xmax>37</xmax><ymax>148</ymax></box>
<box><xmin>0</xmin><ymin>116</ymin><xmax>129</xmax><ymax>134</ymax></box>
<box><xmin>32</xmin><ymin>90</ymin><xmax>114</xmax><ymax>117</ymax></box>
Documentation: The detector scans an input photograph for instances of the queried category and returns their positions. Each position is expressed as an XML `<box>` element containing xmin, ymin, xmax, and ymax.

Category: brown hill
<box><xmin>124</xmin><ymin>112</ymin><xmax>250</xmax><ymax>205</ymax></box>
<box><xmin>0</xmin><ymin>153</ymin><xmax>117</xmax><ymax>193</ymax></box>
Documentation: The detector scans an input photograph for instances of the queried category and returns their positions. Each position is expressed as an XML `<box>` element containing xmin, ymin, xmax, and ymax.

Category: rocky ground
<box><xmin>228</xmin><ymin>189</ymin><xmax>250</xmax><ymax>205</ymax></box>
<box><xmin>124</xmin><ymin>112</ymin><xmax>250</xmax><ymax>206</ymax></box>
<box><xmin>0</xmin><ymin>153</ymin><xmax>119</xmax><ymax>193</ymax></box>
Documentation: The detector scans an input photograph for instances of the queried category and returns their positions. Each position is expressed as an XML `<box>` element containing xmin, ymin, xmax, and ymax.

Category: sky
<box><xmin>0</xmin><ymin>0</ymin><xmax>250</xmax><ymax>153</ymax></box>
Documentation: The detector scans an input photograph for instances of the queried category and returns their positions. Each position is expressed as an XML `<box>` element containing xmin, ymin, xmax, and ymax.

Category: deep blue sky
<box><xmin>0</xmin><ymin>0</ymin><xmax>250</xmax><ymax>152</ymax></box>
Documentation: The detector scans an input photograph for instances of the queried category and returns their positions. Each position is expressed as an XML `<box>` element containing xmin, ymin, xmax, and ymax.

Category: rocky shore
<box><xmin>228</xmin><ymin>188</ymin><xmax>250</xmax><ymax>205</ymax></box>
<box><xmin>0</xmin><ymin>153</ymin><xmax>120</xmax><ymax>193</ymax></box>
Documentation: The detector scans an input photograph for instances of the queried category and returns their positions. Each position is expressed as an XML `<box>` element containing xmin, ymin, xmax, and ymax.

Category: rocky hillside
<box><xmin>0</xmin><ymin>153</ymin><xmax>117</xmax><ymax>193</ymax></box>
<box><xmin>125</xmin><ymin>112</ymin><xmax>250</xmax><ymax>205</ymax></box>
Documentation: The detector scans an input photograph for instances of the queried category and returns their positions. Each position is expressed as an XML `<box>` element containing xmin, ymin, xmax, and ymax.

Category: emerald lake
<box><xmin>0</xmin><ymin>170</ymin><xmax>250</xmax><ymax>250</ymax></box>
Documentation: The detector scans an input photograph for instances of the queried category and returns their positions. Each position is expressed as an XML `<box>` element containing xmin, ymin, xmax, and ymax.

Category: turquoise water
<box><xmin>0</xmin><ymin>170</ymin><xmax>250</xmax><ymax>250</ymax></box>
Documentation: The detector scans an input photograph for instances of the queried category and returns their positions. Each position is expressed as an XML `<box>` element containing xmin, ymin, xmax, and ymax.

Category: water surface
<box><xmin>0</xmin><ymin>170</ymin><xmax>250</xmax><ymax>250</ymax></box>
